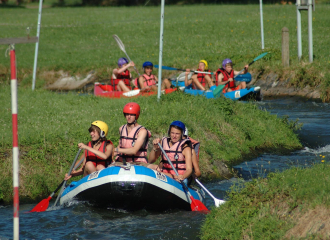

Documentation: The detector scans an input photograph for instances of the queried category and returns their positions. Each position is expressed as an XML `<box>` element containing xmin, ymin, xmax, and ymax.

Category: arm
<box><xmin>115</xmin><ymin>128</ymin><xmax>148</xmax><ymax>156</ymax></box>
<box><xmin>185</xmin><ymin>69</ymin><xmax>192</xmax><ymax>87</ymax></box>
<box><xmin>234</xmin><ymin>64</ymin><xmax>249</xmax><ymax>75</ymax></box>
<box><xmin>191</xmin><ymin>150</ymin><xmax>201</xmax><ymax>178</ymax></box>
<box><xmin>138</xmin><ymin>76</ymin><xmax>150</xmax><ymax>91</ymax></box>
<box><xmin>64</xmin><ymin>154</ymin><xmax>85</xmax><ymax>180</ymax></box>
<box><xmin>148</xmin><ymin>138</ymin><xmax>162</xmax><ymax>163</ymax></box>
<box><xmin>113</xmin><ymin>62</ymin><xmax>135</xmax><ymax>75</ymax></box>
<box><xmin>179</xmin><ymin>145</ymin><xmax>192</xmax><ymax>180</ymax></box>
<box><xmin>77</xmin><ymin>142</ymin><xmax>112</xmax><ymax>160</ymax></box>
<box><xmin>218</xmin><ymin>73</ymin><xmax>232</xmax><ymax>85</ymax></box>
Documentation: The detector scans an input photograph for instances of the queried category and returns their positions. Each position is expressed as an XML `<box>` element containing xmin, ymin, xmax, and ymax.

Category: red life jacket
<box><xmin>85</xmin><ymin>140</ymin><xmax>113</xmax><ymax>167</ymax></box>
<box><xmin>116</xmin><ymin>124</ymin><xmax>151</xmax><ymax>163</ymax></box>
<box><xmin>110</xmin><ymin>70</ymin><xmax>132</xmax><ymax>90</ymax></box>
<box><xmin>217</xmin><ymin>68</ymin><xmax>235</xmax><ymax>90</ymax></box>
<box><xmin>193</xmin><ymin>69</ymin><xmax>211</xmax><ymax>89</ymax></box>
<box><xmin>161</xmin><ymin>137</ymin><xmax>191</xmax><ymax>175</ymax></box>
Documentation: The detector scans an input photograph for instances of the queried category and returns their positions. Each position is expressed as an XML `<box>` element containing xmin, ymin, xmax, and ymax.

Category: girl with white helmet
<box><xmin>148</xmin><ymin>121</ymin><xmax>193</xmax><ymax>183</ymax></box>
<box><xmin>65</xmin><ymin>121</ymin><xmax>113</xmax><ymax>180</ymax></box>
<box><xmin>215</xmin><ymin>58</ymin><xmax>248</xmax><ymax>93</ymax></box>
<box><xmin>184</xmin><ymin>60</ymin><xmax>214</xmax><ymax>91</ymax></box>
<box><xmin>111</xmin><ymin>57</ymin><xmax>135</xmax><ymax>92</ymax></box>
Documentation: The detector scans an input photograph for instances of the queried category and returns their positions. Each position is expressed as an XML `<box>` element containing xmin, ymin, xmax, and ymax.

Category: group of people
<box><xmin>108</xmin><ymin>57</ymin><xmax>249</xmax><ymax>94</ymax></box>
<box><xmin>65</xmin><ymin>102</ymin><xmax>201</xmax><ymax>184</ymax></box>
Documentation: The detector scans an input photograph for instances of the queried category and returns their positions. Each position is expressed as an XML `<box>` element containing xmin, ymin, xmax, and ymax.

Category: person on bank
<box><xmin>183</xmin><ymin>127</ymin><xmax>201</xmax><ymax>180</ymax></box>
<box><xmin>215</xmin><ymin>58</ymin><xmax>248</xmax><ymax>93</ymax></box>
<box><xmin>111</xmin><ymin>57</ymin><xmax>135</xmax><ymax>92</ymax></box>
<box><xmin>184</xmin><ymin>60</ymin><xmax>214</xmax><ymax>91</ymax></box>
<box><xmin>134</xmin><ymin>61</ymin><xmax>172</xmax><ymax>92</ymax></box>
<box><xmin>148</xmin><ymin>121</ymin><xmax>192</xmax><ymax>183</ymax></box>
<box><xmin>114</xmin><ymin>102</ymin><xmax>151</xmax><ymax>164</ymax></box>
<box><xmin>65</xmin><ymin>121</ymin><xmax>113</xmax><ymax>180</ymax></box>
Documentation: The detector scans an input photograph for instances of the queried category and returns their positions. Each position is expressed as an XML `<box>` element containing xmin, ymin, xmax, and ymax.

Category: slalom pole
<box><xmin>157</xmin><ymin>0</ymin><xmax>165</xmax><ymax>100</ymax></box>
<box><xmin>32</xmin><ymin>0</ymin><xmax>43</xmax><ymax>90</ymax></box>
<box><xmin>10</xmin><ymin>44</ymin><xmax>19</xmax><ymax>240</ymax></box>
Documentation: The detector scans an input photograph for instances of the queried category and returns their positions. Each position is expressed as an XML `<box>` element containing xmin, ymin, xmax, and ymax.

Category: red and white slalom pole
<box><xmin>10</xmin><ymin>45</ymin><xmax>19</xmax><ymax>240</ymax></box>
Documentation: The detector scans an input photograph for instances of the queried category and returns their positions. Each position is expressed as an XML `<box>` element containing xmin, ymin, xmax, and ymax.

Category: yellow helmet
<box><xmin>199</xmin><ymin>60</ymin><xmax>208</xmax><ymax>70</ymax></box>
<box><xmin>91</xmin><ymin>121</ymin><xmax>108</xmax><ymax>137</ymax></box>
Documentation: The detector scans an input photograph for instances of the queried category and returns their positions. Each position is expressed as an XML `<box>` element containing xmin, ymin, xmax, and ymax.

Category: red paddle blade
<box><xmin>30</xmin><ymin>196</ymin><xmax>52</xmax><ymax>212</ymax></box>
<box><xmin>190</xmin><ymin>196</ymin><xmax>210</xmax><ymax>213</ymax></box>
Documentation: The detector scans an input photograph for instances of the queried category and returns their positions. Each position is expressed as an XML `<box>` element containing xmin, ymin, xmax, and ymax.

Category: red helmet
<box><xmin>123</xmin><ymin>102</ymin><xmax>140</xmax><ymax>120</ymax></box>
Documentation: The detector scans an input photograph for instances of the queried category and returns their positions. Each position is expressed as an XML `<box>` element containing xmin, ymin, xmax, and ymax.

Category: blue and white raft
<box><xmin>172</xmin><ymin>72</ymin><xmax>261</xmax><ymax>101</ymax></box>
<box><xmin>60</xmin><ymin>163</ymin><xmax>205</xmax><ymax>211</ymax></box>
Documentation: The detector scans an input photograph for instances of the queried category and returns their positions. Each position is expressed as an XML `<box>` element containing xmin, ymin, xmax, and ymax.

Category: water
<box><xmin>1</xmin><ymin>98</ymin><xmax>329</xmax><ymax>240</ymax></box>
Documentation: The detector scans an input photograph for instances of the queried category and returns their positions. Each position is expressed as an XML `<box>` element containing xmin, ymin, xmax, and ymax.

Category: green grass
<box><xmin>0</xmin><ymin>86</ymin><xmax>301</xmax><ymax>202</ymax></box>
<box><xmin>200</xmin><ymin>159</ymin><xmax>330</xmax><ymax>239</ymax></box>
<box><xmin>1</xmin><ymin>4</ymin><xmax>330</xmax><ymax>99</ymax></box>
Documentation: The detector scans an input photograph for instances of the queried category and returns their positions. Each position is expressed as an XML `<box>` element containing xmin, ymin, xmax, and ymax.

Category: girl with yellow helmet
<box><xmin>184</xmin><ymin>60</ymin><xmax>214</xmax><ymax>91</ymax></box>
<box><xmin>65</xmin><ymin>121</ymin><xmax>113</xmax><ymax>180</ymax></box>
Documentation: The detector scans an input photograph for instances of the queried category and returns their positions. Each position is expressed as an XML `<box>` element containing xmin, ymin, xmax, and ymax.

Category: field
<box><xmin>1</xmin><ymin>3</ymin><xmax>330</xmax><ymax>94</ymax></box>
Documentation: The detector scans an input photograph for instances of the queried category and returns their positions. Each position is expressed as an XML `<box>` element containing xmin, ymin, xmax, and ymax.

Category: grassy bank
<box><xmin>1</xmin><ymin>4</ymin><xmax>330</xmax><ymax>99</ymax></box>
<box><xmin>200</xmin><ymin>159</ymin><xmax>330</xmax><ymax>239</ymax></box>
<box><xmin>0</xmin><ymin>86</ymin><xmax>301</xmax><ymax>203</ymax></box>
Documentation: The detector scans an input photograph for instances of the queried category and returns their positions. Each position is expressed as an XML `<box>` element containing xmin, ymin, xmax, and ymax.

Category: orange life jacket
<box><xmin>161</xmin><ymin>137</ymin><xmax>191</xmax><ymax>175</ymax></box>
<box><xmin>110</xmin><ymin>70</ymin><xmax>132</xmax><ymax>90</ymax></box>
<box><xmin>116</xmin><ymin>124</ymin><xmax>151</xmax><ymax>163</ymax></box>
<box><xmin>85</xmin><ymin>140</ymin><xmax>113</xmax><ymax>167</ymax></box>
<box><xmin>193</xmin><ymin>69</ymin><xmax>211</xmax><ymax>89</ymax></box>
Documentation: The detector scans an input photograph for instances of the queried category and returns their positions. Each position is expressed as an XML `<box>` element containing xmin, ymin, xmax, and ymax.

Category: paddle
<box><xmin>195</xmin><ymin>179</ymin><xmax>226</xmax><ymax>207</ymax></box>
<box><xmin>158</xmin><ymin>143</ymin><xmax>209</xmax><ymax>212</ymax></box>
<box><xmin>155</xmin><ymin>65</ymin><xmax>214</xmax><ymax>75</ymax></box>
<box><xmin>113</xmin><ymin>34</ymin><xmax>140</xmax><ymax>77</ymax></box>
<box><xmin>30</xmin><ymin>150</ymin><xmax>84</xmax><ymax>212</ymax></box>
<box><xmin>53</xmin><ymin>148</ymin><xmax>82</xmax><ymax>207</ymax></box>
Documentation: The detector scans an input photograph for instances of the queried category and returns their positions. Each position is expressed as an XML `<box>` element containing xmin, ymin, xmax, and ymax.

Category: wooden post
<box><xmin>282</xmin><ymin>27</ymin><xmax>289</xmax><ymax>67</ymax></box>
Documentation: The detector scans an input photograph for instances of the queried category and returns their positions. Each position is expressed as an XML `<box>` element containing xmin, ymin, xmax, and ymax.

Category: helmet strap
<box><xmin>92</xmin><ymin>137</ymin><xmax>101</xmax><ymax>146</ymax></box>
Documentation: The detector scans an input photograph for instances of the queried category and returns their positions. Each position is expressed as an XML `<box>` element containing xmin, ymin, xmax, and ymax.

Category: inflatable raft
<box><xmin>60</xmin><ymin>163</ymin><xmax>205</xmax><ymax>211</ymax></box>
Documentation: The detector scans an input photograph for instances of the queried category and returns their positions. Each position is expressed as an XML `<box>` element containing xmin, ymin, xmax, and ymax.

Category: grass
<box><xmin>0</xmin><ymin>85</ymin><xmax>301</xmax><ymax>203</ymax></box>
<box><xmin>1</xmin><ymin>4</ymin><xmax>330</xmax><ymax>99</ymax></box>
<box><xmin>200</xmin><ymin>157</ymin><xmax>330</xmax><ymax>239</ymax></box>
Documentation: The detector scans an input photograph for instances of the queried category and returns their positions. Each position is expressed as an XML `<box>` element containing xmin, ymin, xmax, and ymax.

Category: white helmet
<box><xmin>184</xmin><ymin>127</ymin><xmax>188</xmax><ymax>137</ymax></box>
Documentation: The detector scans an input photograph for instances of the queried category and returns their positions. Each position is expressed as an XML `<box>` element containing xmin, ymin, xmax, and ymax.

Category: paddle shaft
<box><xmin>235</xmin><ymin>52</ymin><xmax>268</xmax><ymax>77</ymax></box>
<box><xmin>53</xmin><ymin>149</ymin><xmax>82</xmax><ymax>206</ymax></box>
<box><xmin>113</xmin><ymin>35</ymin><xmax>140</xmax><ymax>76</ymax></box>
<box><xmin>195</xmin><ymin>178</ymin><xmax>225</xmax><ymax>205</ymax></box>
<box><xmin>155</xmin><ymin>65</ymin><xmax>213</xmax><ymax>75</ymax></box>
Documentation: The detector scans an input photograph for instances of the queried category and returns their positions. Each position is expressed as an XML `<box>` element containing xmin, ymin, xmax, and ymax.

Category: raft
<box><xmin>60</xmin><ymin>163</ymin><xmax>205</xmax><ymax>211</ymax></box>
<box><xmin>94</xmin><ymin>83</ymin><xmax>176</xmax><ymax>98</ymax></box>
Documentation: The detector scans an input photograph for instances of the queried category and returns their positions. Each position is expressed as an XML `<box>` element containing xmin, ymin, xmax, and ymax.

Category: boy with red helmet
<box><xmin>215</xmin><ymin>58</ymin><xmax>248</xmax><ymax>93</ymax></box>
<box><xmin>114</xmin><ymin>102</ymin><xmax>151</xmax><ymax>164</ymax></box>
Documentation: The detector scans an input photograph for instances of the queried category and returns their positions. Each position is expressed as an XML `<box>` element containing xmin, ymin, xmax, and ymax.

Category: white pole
<box><xmin>307</xmin><ymin>0</ymin><xmax>313</xmax><ymax>62</ymax></box>
<box><xmin>157</xmin><ymin>0</ymin><xmax>165</xmax><ymax>100</ymax></box>
<box><xmin>32</xmin><ymin>0</ymin><xmax>43</xmax><ymax>90</ymax></box>
<box><xmin>259</xmin><ymin>0</ymin><xmax>264</xmax><ymax>50</ymax></box>
<box><xmin>297</xmin><ymin>7</ymin><xmax>302</xmax><ymax>60</ymax></box>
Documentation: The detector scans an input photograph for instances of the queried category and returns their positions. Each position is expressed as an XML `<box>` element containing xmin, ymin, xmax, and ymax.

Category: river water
<box><xmin>0</xmin><ymin>98</ymin><xmax>329</xmax><ymax>240</ymax></box>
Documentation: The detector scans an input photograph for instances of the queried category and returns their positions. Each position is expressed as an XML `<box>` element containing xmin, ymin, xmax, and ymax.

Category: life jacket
<box><xmin>134</xmin><ymin>74</ymin><xmax>157</xmax><ymax>89</ymax></box>
<box><xmin>216</xmin><ymin>68</ymin><xmax>235</xmax><ymax>91</ymax></box>
<box><xmin>193</xmin><ymin>69</ymin><xmax>211</xmax><ymax>89</ymax></box>
<box><xmin>85</xmin><ymin>140</ymin><xmax>113</xmax><ymax>167</ymax></box>
<box><xmin>160</xmin><ymin>137</ymin><xmax>191</xmax><ymax>175</ymax></box>
<box><xmin>110</xmin><ymin>70</ymin><xmax>132</xmax><ymax>90</ymax></box>
<box><xmin>116</xmin><ymin>124</ymin><xmax>151</xmax><ymax>163</ymax></box>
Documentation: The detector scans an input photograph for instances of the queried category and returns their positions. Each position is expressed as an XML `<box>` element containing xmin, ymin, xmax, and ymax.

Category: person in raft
<box><xmin>184</xmin><ymin>60</ymin><xmax>214</xmax><ymax>91</ymax></box>
<box><xmin>114</xmin><ymin>102</ymin><xmax>151</xmax><ymax>164</ymax></box>
<box><xmin>215</xmin><ymin>58</ymin><xmax>248</xmax><ymax>93</ymax></box>
<box><xmin>64</xmin><ymin>121</ymin><xmax>113</xmax><ymax>180</ymax></box>
<box><xmin>134</xmin><ymin>61</ymin><xmax>172</xmax><ymax>92</ymax></box>
<box><xmin>111</xmin><ymin>57</ymin><xmax>135</xmax><ymax>92</ymax></box>
<box><xmin>148</xmin><ymin>121</ymin><xmax>192</xmax><ymax>183</ymax></box>
<box><xmin>183</xmin><ymin>127</ymin><xmax>201</xmax><ymax>184</ymax></box>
